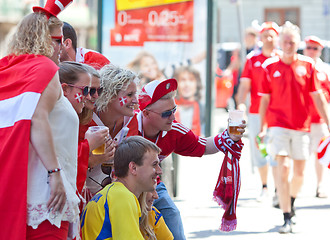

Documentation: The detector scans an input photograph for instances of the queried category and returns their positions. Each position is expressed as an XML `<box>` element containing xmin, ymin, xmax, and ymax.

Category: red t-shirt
<box><xmin>259</xmin><ymin>54</ymin><xmax>319</xmax><ymax>132</ymax></box>
<box><xmin>310</xmin><ymin>59</ymin><xmax>330</xmax><ymax>123</ymax></box>
<box><xmin>241</xmin><ymin>49</ymin><xmax>280</xmax><ymax>113</ymax></box>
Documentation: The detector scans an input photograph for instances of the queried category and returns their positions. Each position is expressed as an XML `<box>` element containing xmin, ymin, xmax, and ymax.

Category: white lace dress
<box><xmin>27</xmin><ymin>92</ymin><xmax>80</xmax><ymax>231</ymax></box>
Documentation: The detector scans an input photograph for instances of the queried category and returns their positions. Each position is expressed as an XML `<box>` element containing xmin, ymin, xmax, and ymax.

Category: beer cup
<box><xmin>88</xmin><ymin>126</ymin><xmax>109</xmax><ymax>155</ymax></box>
<box><xmin>228</xmin><ymin>110</ymin><xmax>244</xmax><ymax>135</ymax></box>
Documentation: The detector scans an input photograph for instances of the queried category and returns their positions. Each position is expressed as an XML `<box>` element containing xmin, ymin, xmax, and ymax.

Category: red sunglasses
<box><xmin>51</xmin><ymin>36</ymin><xmax>63</xmax><ymax>45</ymax></box>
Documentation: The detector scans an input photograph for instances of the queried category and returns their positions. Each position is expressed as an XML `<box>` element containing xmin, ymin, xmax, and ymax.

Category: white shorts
<box><xmin>267</xmin><ymin>127</ymin><xmax>310</xmax><ymax>161</ymax></box>
<box><xmin>310</xmin><ymin>123</ymin><xmax>329</xmax><ymax>152</ymax></box>
<box><xmin>248</xmin><ymin>114</ymin><xmax>276</xmax><ymax>167</ymax></box>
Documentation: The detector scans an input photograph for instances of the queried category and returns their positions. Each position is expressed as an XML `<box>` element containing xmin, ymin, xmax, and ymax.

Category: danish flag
<box><xmin>0</xmin><ymin>54</ymin><xmax>58</xmax><ymax>240</ymax></box>
<box><xmin>119</xmin><ymin>97</ymin><xmax>127</xmax><ymax>106</ymax></box>
<box><xmin>75</xmin><ymin>92</ymin><xmax>83</xmax><ymax>103</ymax></box>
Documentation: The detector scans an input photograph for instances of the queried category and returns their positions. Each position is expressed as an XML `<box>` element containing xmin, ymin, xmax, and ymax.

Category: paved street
<box><xmin>173</xmin><ymin>108</ymin><xmax>330</xmax><ymax>239</ymax></box>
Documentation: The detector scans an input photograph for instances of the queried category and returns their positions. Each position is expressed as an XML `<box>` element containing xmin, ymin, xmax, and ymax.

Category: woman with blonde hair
<box><xmin>86</xmin><ymin>64</ymin><xmax>140</xmax><ymax>194</ymax></box>
<box><xmin>0</xmin><ymin>1</ymin><xmax>80</xmax><ymax>238</ymax></box>
<box><xmin>139</xmin><ymin>189</ymin><xmax>174</xmax><ymax>240</ymax></box>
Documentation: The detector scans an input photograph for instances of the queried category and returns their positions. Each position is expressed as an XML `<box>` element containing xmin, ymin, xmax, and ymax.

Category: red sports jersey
<box><xmin>76</xmin><ymin>47</ymin><xmax>110</xmax><ymax>70</ymax></box>
<box><xmin>241</xmin><ymin>49</ymin><xmax>280</xmax><ymax>113</ymax></box>
<box><xmin>310</xmin><ymin>59</ymin><xmax>330</xmax><ymax>123</ymax></box>
<box><xmin>135</xmin><ymin>112</ymin><xmax>207</xmax><ymax>161</ymax></box>
<box><xmin>259</xmin><ymin>54</ymin><xmax>320</xmax><ymax>131</ymax></box>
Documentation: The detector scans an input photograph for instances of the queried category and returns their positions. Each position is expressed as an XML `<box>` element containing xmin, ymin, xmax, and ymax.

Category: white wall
<box><xmin>217</xmin><ymin>0</ymin><xmax>330</xmax><ymax>42</ymax></box>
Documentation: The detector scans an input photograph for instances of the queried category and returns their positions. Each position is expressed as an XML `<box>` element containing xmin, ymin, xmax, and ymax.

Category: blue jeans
<box><xmin>154</xmin><ymin>182</ymin><xmax>186</xmax><ymax>240</ymax></box>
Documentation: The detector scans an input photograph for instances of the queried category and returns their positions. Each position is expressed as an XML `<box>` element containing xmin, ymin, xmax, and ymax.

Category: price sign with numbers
<box><xmin>110</xmin><ymin>0</ymin><xmax>194</xmax><ymax>46</ymax></box>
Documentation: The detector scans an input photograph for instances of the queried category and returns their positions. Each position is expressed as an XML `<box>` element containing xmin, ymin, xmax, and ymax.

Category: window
<box><xmin>265</xmin><ymin>8</ymin><xmax>300</xmax><ymax>27</ymax></box>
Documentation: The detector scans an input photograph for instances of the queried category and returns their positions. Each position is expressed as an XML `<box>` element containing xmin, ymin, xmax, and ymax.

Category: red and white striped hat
<box><xmin>304</xmin><ymin>35</ymin><xmax>324</xmax><ymax>48</ymax></box>
<box><xmin>33</xmin><ymin>0</ymin><xmax>73</xmax><ymax>18</ymax></box>
<box><xmin>260</xmin><ymin>22</ymin><xmax>280</xmax><ymax>35</ymax></box>
<box><xmin>317</xmin><ymin>135</ymin><xmax>330</xmax><ymax>169</ymax></box>
<box><xmin>138</xmin><ymin>79</ymin><xmax>177</xmax><ymax>110</ymax></box>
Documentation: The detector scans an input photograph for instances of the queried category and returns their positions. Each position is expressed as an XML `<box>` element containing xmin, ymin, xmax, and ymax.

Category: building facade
<box><xmin>216</xmin><ymin>0</ymin><xmax>330</xmax><ymax>43</ymax></box>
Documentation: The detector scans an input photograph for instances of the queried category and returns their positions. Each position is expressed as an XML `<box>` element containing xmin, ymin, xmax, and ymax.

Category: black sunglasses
<box><xmin>67</xmin><ymin>84</ymin><xmax>90</xmax><ymax>96</ymax></box>
<box><xmin>306</xmin><ymin>46</ymin><xmax>319</xmax><ymax>51</ymax></box>
<box><xmin>88</xmin><ymin>163</ymin><xmax>113</xmax><ymax>188</ymax></box>
<box><xmin>89</xmin><ymin>87</ymin><xmax>103</xmax><ymax>97</ymax></box>
<box><xmin>101</xmin><ymin>163</ymin><xmax>112</xmax><ymax>187</ymax></box>
<box><xmin>146</xmin><ymin>106</ymin><xmax>177</xmax><ymax>118</ymax></box>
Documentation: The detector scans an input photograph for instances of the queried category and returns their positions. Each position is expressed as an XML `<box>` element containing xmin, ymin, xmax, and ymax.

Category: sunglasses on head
<box><xmin>88</xmin><ymin>163</ymin><xmax>113</xmax><ymax>188</ymax></box>
<box><xmin>67</xmin><ymin>84</ymin><xmax>90</xmax><ymax>96</ymax></box>
<box><xmin>146</xmin><ymin>106</ymin><xmax>177</xmax><ymax>118</ymax></box>
<box><xmin>89</xmin><ymin>87</ymin><xmax>103</xmax><ymax>97</ymax></box>
<box><xmin>306</xmin><ymin>46</ymin><xmax>319</xmax><ymax>51</ymax></box>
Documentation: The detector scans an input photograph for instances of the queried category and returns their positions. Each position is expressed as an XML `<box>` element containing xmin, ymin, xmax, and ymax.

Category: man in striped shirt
<box><xmin>137</xmin><ymin>78</ymin><xmax>246</xmax><ymax>239</ymax></box>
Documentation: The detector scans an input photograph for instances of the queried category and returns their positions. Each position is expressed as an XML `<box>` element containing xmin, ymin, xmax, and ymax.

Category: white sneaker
<box><xmin>272</xmin><ymin>194</ymin><xmax>280</xmax><ymax>208</ymax></box>
<box><xmin>257</xmin><ymin>188</ymin><xmax>269</xmax><ymax>202</ymax></box>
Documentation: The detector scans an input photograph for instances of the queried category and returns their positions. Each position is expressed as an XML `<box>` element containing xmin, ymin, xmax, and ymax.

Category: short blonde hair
<box><xmin>96</xmin><ymin>64</ymin><xmax>139</xmax><ymax>112</ymax></box>
<box><xmin>7</xmin><ymin>12</ymin><xmax>54</xmax><ymax>57</ymax></box>
<box><xmin>280</xmin><ymin>21</ymin><xmax>301</xmax><ymax>42</ymax></box>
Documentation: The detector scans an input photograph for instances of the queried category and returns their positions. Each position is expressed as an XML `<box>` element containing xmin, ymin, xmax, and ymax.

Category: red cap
<box><xmin>304</xmin><ymin>35</ymin><xmax>324</xmax><ymax>48</ymax></box>
<box><xmin>139</xmin><ymin>79</ymin><xmax>178</xmax><ymax>110</ymax></box>
<box><xmin>33</xmin><ymin>0</ymin><xmax>73</xmax><ymax>18</ymax></box>
<box><xmin>260</xmin><ymin>22</ymin><xmax>280</xmax><ymax>35</ymax></box>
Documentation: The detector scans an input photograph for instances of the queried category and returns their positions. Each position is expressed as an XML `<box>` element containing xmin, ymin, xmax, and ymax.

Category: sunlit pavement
<box><xmin>174</xmin><ymin>108</ymin><xmax>330</xmax><ymax>240</ymax></box>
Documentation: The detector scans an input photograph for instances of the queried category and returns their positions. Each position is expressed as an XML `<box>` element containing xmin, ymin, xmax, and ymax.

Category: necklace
<box><xmin>112</xmin><ymin>122</ymin><xmax>116</xmax><ymax>133</ymax></box>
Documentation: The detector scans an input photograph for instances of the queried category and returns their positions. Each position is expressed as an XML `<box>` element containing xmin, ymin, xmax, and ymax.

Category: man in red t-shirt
<box><xmin>236</xmin><ymin>22</ymin><xmax>280</xmax><ymax>202</ymax></box>
<box><xmin>303</xmin><ymin>35</ymin><xmax>330</xmax><ymax>198</ymax></box>
<box><xmin>258</xmin><ymin>22</ymin><xmax>330</xmax><ymax>233</ymax></box>
<box><xmin>138</xmin><ymin>78</ymin><xmax>246</xmax><ymax>239</ymax></box>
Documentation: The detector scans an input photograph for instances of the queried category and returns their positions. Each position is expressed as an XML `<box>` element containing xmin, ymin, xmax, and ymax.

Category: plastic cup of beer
<box><xmin>228</xmin><ymin>110</ymin><xmax>244</xmax><ymax>135</ymax></box>
<box><xmin>88</xmin><ymin>126</ymin><xmax>109</xmax><ymax>155</ymax></box>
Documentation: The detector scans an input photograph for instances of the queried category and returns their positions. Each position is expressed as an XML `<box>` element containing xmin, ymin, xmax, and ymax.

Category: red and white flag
<box><xmin>119</xmin><ymin>96</ymin><xmax>127</xmax><ymax>106</ymax></box>
<box><xmin>317</xmin><ymin>135</ymin><xmax>330</xmax><ymax>169</ymax></box>
<box><xmin>75</xmin><ymin>92</ymin><xmax>83</xmax><ymax>103</ymax></box>
<box><xmin>0</xmin><ymin>54</ymin><xmax>58</xmax><ymax>240</ymax></box>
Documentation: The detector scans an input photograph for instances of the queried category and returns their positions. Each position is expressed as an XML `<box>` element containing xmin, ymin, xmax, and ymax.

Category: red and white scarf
<box><xmin>213</xmin><ymin>130</ymin><xmax>243</xmax><ymax>232</ymax></box>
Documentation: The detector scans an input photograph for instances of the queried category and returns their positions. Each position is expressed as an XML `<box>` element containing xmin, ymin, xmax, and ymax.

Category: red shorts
<box><xmin>26</xmin><ymin>220</ymin><xmax>69</xmax><ymax>240</ymax></box>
